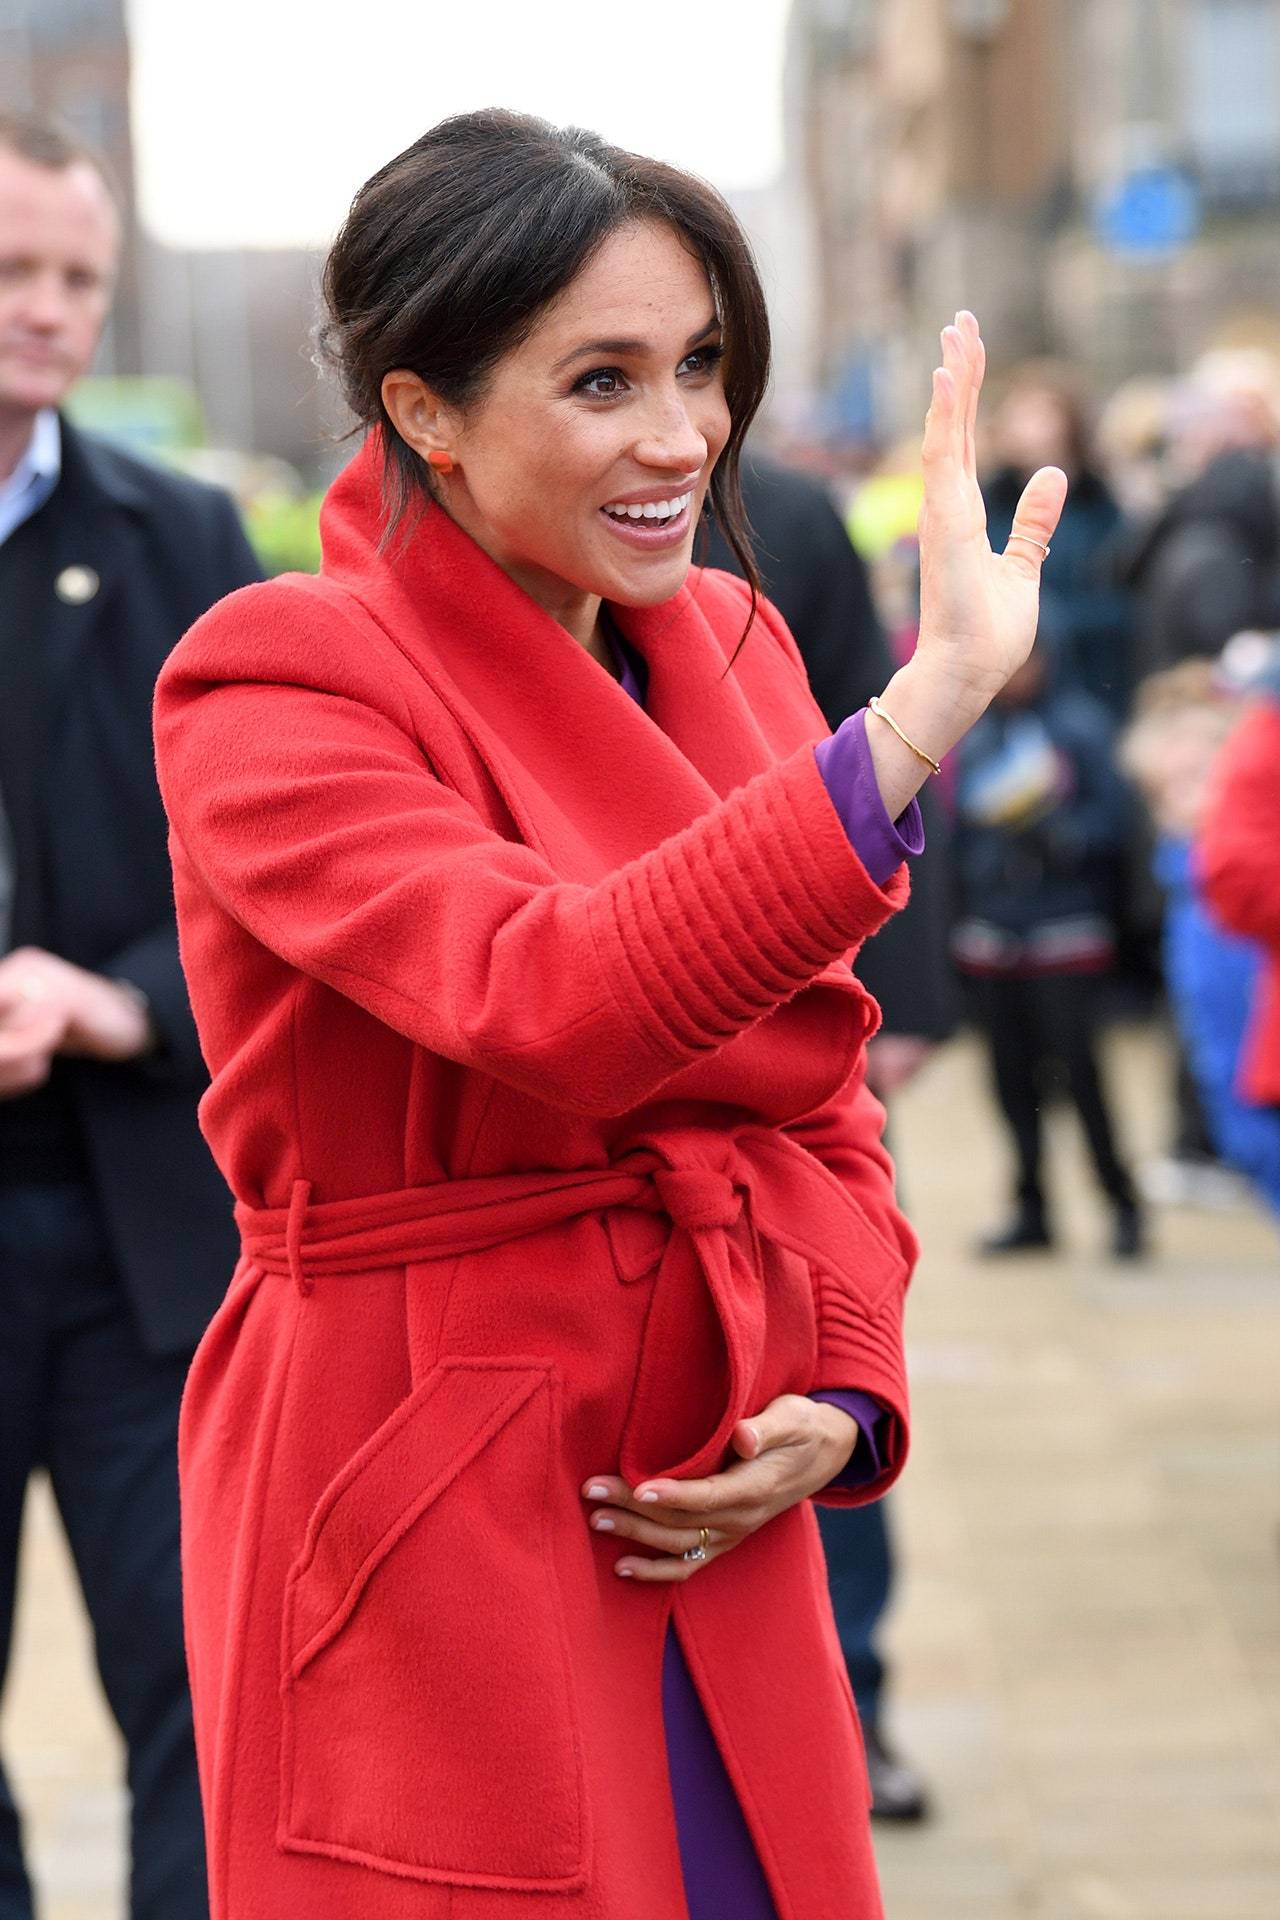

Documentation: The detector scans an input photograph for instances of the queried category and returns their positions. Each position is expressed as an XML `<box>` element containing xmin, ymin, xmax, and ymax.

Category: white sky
<box><xmin>126</xmin><ymin>0</ymin><xmax>792</xmax><ymax>250</ymax></box>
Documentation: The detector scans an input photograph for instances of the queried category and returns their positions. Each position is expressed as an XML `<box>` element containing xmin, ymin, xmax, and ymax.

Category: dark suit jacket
<box><xmin>12</xmin><ymin>420</ymin><xmax>260</xmax><ymax>1354</ymax></box>
<box><xmin>704</xmin><ymin>453</ymin><xmax>957</xmax><ymax>1043</ymax></box>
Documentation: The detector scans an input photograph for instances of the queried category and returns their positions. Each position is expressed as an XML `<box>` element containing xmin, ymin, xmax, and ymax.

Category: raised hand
<box><xmin>916</xmin><ymin>310</ymin><xmax>1068</xmax><ymax>703</ymax></box>
<box><xmin>862</xmin><ymin>311</ymin><xmax>1068</xmax><ymax>821</ymax></box>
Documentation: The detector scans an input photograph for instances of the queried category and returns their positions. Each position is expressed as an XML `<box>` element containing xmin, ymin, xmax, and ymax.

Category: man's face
<box><xmin>0</xmin><ymin>149</ymin><xmax>118</xmax><ymax>419</ymax></box>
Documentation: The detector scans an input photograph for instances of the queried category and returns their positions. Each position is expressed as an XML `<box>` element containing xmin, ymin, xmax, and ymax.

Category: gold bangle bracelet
<box><xmin>867</xmin><ymin>696</ymin><xmax>943</xmax><ymax>777</ymax></box>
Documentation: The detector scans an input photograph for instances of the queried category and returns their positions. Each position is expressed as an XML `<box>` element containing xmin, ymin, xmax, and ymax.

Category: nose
<box><xmin>18</xmin><ymin>270</ymin><xmax>70</xmax><ymax>333</ymax></box>
<box><xmin>632</xmin><ymin>385</ymin><xmax>708</xmax><ymax>477</ymax></box>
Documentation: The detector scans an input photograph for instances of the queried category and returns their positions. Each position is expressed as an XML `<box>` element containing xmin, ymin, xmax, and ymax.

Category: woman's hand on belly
<box><xmin>581</xmin><ymin>1396</ymin><xmax>858</xmax><ymax>1583</ymax></box>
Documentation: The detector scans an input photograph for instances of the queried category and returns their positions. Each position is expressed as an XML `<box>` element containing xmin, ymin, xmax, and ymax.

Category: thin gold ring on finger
<box><xmin>1007</xmin><ymin>531</ymin><xmax>1051</xmax><ymax>557</ymax></box>
<box><xmin>682</xmin><ymin>1526</ymin><xmax>712</xmax><ymax>1565</ymax></box>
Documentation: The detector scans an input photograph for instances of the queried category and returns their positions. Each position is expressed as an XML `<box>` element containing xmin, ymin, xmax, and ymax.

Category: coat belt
<box><xmin>234</xmin><ymin>1128</ymin><xmax>887</xmax><ymax>1485</ymax></box>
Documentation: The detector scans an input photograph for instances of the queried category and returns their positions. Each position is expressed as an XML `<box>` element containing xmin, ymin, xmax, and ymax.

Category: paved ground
<box><xmin>3</xmin><ymin>1027</ymin><xmax>1278</xmax><ymax>1918</ymax></box>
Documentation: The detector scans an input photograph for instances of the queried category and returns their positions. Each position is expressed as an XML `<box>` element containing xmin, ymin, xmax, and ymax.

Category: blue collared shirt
<box><xmin>0</xmin><ymin>409</ymin><xmax>61</xmax><ymax>549</ymax></box>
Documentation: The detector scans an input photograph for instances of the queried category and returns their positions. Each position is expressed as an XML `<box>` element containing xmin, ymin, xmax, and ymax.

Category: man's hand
<box><xmin>582</xmin><ymin>1394</ymin><xmax>859</xmax><ymax>1583</ymax></box>
<box><xmin>0</xmin><ymin>947</ymin><xmax>153</xmax><ymax>1097</ymax></box>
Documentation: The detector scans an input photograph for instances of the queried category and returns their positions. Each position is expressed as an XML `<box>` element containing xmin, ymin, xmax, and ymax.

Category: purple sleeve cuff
<box><xmin>813</xmin><ymin>708</ymin><xmax>926</xmax><ymax>887</ymax></box>
<box><xmin>811</xmin><ymin>1388</ymin><xmax>888</xmax><ymax>1488</ymax></box>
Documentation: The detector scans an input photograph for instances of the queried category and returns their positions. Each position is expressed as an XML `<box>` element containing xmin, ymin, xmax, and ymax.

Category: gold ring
<box><xmin>683</xmin><ymin>1526</ymin><xmax>712</xmax><ymax>1565</ymax></box>
<box><xmin>700</xmin><ymin>1526</ymin><xmax>711</xmax><ymax>1553</ymax></box>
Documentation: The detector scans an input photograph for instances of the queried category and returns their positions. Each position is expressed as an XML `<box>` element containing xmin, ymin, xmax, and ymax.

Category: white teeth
<box><xmin>602</xmin><ymin>491</ymin><xmax>693</xmax><ymax>524</ymax></box>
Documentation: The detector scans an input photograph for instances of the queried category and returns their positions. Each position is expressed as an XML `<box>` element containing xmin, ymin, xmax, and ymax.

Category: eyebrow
<box><xmin>552</xmin><ymin>315</ymin><xmax>721</xmax><ymax>376</ymax></box>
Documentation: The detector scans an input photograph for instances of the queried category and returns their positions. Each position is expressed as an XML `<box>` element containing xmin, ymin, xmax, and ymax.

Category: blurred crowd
<box><xmin>830</xmin><ymin>349</ymin><xmax>1280</xmax><ymax>1249</ymax></box>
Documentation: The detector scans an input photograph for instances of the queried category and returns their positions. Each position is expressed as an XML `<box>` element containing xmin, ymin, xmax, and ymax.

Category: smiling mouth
<box><xmin>602</xmin><ymin>490</ymin><xmax>693</xmax><ymax>524</ymax></box>
<box><xmin>598</xmin><ymin>490</ymin><xmax>694</xmax><ymax>548</ymax></box>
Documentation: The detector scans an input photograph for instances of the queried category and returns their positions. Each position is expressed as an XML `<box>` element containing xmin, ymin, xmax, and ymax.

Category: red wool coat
<box><xmin>154</xmin><ymin>438</ymin><xmax>917</xmax><ymax>1920</ymax></box>
<box><xmin>1199</xmin><ymin>697</ymin><xmax>1280</xmax><ymax>1105</ymax></box>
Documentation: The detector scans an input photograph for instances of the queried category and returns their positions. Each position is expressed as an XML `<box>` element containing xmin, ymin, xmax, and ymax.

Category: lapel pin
<box><xmin>55</xmin><ymin>565</ymin><xmax>100</xmax><ymax>605</ymax></box>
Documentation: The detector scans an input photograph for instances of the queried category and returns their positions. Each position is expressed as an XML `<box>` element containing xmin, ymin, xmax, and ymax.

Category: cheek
<box><xmin>68</xmin><ymin>303</ymin><xmax>106</xmax><ymax>353</ymax></box>
<box><xmin>702</xmin><ymin>391</ymin><xmax>733</xmax><ymax>465</ymax></box>
<box><xmin>485</xmin><ymin>420</ymin><xmax>615</xmax><ymax>532</ymax></box>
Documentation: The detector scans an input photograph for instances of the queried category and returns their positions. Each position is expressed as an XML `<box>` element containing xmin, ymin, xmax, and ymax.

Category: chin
<box><xmin>0</xmin><ymin>375</ymin><xmax>69</xmax><ymax>413</ymax></box>
<box><xmin>605</xmin><ymin>555</ymin><xmax>694</xmax><ymax>609</ymax></box>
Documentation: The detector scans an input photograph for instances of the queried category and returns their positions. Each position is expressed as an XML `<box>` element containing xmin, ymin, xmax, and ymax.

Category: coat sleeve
<box><xmin>155</xmin><ymin>582</ymin><xmax>908</xmax><ymax>1120</ymax></box>
<box><xmin>1198</xmin><ymin>700</ymin><xmax>1280</xmax><ymax>947</ymax></box>
<box><xmin>103</xmin><ymin>922</ymin><xmax>205</xmax><ymax>1083</ymax></box>
<box><xmin>93</xmin><ymin>484</ymin><xmax>264</xmax><ymax>1087</ymax></box>
<box><xmin>786</xmin><ymin>1060</ymin><xmax>917</xmax><ymax>1506</ymax></box>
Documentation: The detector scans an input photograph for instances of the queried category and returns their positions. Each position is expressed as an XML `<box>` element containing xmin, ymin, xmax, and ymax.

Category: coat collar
<box><xmin>57</xmin><ymin>416</ymin><xmax>151</xmax><ymax>516</ymax></box>
<box><xmin>319</xmin><ymin>436</ymin><xmax>805</xmax><ymax>878</ymax></box>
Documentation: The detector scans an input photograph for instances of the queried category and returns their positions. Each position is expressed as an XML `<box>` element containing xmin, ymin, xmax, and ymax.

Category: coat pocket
<box><xmin>278</xmin><ymin>1357</ymin><xmax>586</xmax><ymax>1891</ymax></box>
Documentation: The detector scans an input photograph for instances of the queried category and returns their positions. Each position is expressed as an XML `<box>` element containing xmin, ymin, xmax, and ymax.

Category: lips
<box><xmin>5</xmin><ymin>345</ymin><xmax>66</xmax><ymax>369</ymax></box>
<box><xmin>602</xmin><ymin>489</ymin><xmax>693</xmax><ymax>524</ymax></box>
<box><xmin>598</xmin><ymin>499</ymin><xmax>693</xmax><ymax>550</ymax></box>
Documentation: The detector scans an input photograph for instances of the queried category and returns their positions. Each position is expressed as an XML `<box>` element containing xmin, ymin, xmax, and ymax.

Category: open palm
<box><xmin>916</xmin><ymin>311</ymin><xmax>1068</xmax><ymax>702</ymax></box>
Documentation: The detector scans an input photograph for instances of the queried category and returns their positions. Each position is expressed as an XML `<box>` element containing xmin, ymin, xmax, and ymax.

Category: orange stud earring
<box><xmin>427</xmin><ymin>449</ymin><xmax>455</xmax><ymax>475</ymax></box>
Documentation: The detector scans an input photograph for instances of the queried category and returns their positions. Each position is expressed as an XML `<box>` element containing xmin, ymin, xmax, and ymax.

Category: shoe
<box><xmin>1110</xmin><ymin>1201</ymin><xmax>1147</xmax><ymax>1261</ymax></box>
<box><xmin>1138</xmin><ymin>1154</ymin><xmax>1252</xmax><ymax>1211</ymax></box>
<box><xmin>976</xmin><ymin>1208</ymin><xmax>1053</xmax><ymax>1256</ymax></box>
<box><xmin>863</xmin><ymin>1723</ymin><xmax>931</xmax><ymax>1823</ymax></box>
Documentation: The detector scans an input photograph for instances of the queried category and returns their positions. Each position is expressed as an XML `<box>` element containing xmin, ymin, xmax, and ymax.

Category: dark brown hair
<box><xmin>0</xmin><ymin>110</ymin><xmax>119</xmax><ymax>204</ymax></box>
<box><xmin>320</xmin><ymin>109</ymin><xmax>770</xmax><ymax>619</ymax></box>
<box><xmin>997</xmin><ymin>358</ymin><xmax>1096</xmax><ymax>478</ymax></box>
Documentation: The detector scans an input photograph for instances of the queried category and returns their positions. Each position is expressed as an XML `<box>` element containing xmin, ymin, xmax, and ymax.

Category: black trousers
<box><xmin>969</xmin><ymin>972</ymin><xmax>1136</xmax><ymax>1217</ymax></box>
<box><xmin>816</xmin><ymin>1498</ymin><xmax>892</xmax><ymax>1726</ymax></box>
<box><xmin>0</xmin><ymin>1182</ymin><xmax>207</xmax><ymax>1920</ymax></box>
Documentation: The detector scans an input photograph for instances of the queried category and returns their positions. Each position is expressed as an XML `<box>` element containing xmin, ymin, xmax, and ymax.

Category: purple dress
<box><xmin>609</xmin><ymin>634</ymin><xmax>922</xmax><ymax>1916</ymax></box>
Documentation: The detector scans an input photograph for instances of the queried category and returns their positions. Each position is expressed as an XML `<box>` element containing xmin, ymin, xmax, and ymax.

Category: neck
<box><xmin>0</xmin><ymin>406</ymin><xmax>39</xmax><ymax>486</ymax></box>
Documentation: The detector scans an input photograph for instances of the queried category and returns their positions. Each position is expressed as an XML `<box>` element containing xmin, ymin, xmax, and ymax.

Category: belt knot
<box><xmin>652</xmin><ymin>1167</ymin><xmax>742</xmax><ymax>1233</ymax></box>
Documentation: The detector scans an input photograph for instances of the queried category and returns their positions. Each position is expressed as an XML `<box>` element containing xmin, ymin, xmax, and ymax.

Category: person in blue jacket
<box><xmin>953</xmin><ymin>621</ymin><xmax>1145</xmax><ymax>1257</ymax></box>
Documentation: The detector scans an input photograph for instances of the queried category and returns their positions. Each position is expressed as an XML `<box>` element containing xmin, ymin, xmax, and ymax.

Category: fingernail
<box><xmin>616</xmin><ymin>1563</ymin><xmax>634</xmax><ymax>1578</ymax></box>
<box><xmin>585</xmin><ymin>1484</ymin><xmax>610</xmax><ymax>1500</ymax></box>
<box><xmin>592</xmin><ymin>1514</ymin><xmax>615</xmax><ymax>1532</ymax></box>
<box><xmin>637</xmin><ymin>1489</ymin><xmax>660</xmax><ymax>1504</ymax></box>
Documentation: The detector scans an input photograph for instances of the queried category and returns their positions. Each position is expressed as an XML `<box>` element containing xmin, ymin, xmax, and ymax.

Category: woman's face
<box><xmin>389</xmin><ymin>220</ymin><xmax>732</xmax><ymax>637</ymax></box>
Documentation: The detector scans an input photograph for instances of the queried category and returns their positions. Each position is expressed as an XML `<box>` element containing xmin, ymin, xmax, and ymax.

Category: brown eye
<box><xmin>573</xmin><ymin>367</ymin><xmax>627</xmax><ymax>398</ymax></box>
<box><xmin>679</xmin><ymin>344</ymin><xmax>725</xmax><ymax>378</ymax></box>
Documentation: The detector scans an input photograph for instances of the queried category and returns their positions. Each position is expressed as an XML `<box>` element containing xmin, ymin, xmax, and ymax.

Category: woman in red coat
<box><xmin>154</xmin><ymin>112</ymin><xmax>1065</xmax><ymax>1919</ymax></box>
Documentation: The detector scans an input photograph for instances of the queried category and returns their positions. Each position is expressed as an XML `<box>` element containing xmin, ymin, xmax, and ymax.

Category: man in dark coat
<box><xmin>0</xmin><ymin>114</ymin><xmax>259</xmax><ymax>1919</ymax></box>
<box><xmin>706</xmin><ymin>450</ymin><xmax>955</xmax><ymax>1822</ymax></box>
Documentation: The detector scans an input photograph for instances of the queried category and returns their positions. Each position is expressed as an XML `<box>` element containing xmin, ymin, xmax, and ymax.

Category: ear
<box><xmin>381</xmin><ymin>370</ymin><xmax>459</xmax><ymax>468</ymax></box>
